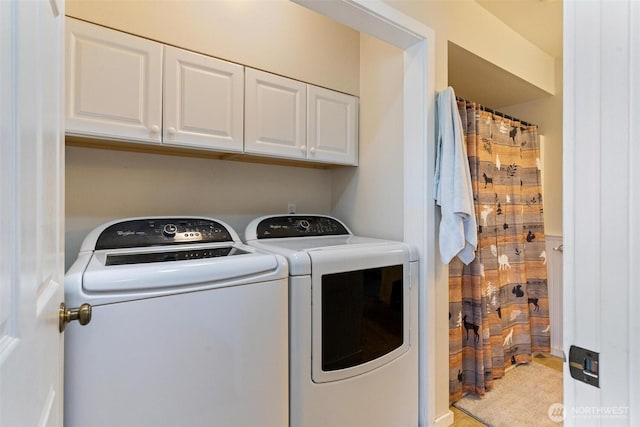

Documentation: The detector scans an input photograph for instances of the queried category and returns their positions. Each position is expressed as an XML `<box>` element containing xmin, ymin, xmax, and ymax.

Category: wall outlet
<box><xmin>288</xmin><ymin>203</ymin><xmax>296</xmax><ymax>214</ymax></box>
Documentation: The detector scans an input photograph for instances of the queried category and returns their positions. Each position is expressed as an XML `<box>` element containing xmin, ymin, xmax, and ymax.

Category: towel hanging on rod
<box><xmin>455</xmin><ymin>96</ymin><xmax>536</xmax><ymax>127</ymax></box>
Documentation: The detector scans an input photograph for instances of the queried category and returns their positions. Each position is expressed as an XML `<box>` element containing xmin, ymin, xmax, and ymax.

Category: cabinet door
<box><xmin>308</xmin><ymin>86</ymin><xmax>358</xmax><ymax>165</ymax></box>
<box><xmin>65</xmin><ymin>18</ymin><xmax>162</xmax><ymax>143</ymax></box>
<box><xmin>163</xmin><ymin>46</ymin><xmax>244</xmax><ymax>152</ymax></box>
<box><xmin>245</xmin><ymin>68</ymin><xmax>307</xmax><ymax>160</ymax></box>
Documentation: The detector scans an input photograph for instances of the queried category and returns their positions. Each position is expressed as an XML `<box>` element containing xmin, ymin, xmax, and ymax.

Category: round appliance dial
<box><xmin>298</xmin><ymin>219</ymin><xmax>310</xmax><ymax>231</ymax></box>
<box><xmin>163</xmin><ymin>223</ymin><xmax>178</xmax><ymax>237</ymax></box>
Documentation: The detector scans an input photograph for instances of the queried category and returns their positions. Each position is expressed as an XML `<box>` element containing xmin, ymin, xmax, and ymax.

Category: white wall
<box><xmin>332</xmin><ymin>33</ymin><xmax>404</xmax><ymax>241</ymax></box>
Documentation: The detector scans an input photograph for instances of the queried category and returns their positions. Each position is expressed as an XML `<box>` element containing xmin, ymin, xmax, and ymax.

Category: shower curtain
<box><xmin>448</xmin><ymin>100</ymin><xmax>550</xmax><ymax>403</ymax></box>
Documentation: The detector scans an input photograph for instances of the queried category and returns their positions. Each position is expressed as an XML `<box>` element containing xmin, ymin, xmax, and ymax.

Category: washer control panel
<box><xmin>255</xmin><ymin>215</ymin><xmax>349</xmax><ymax>239</ymax></box>
<box><xmin>95</xmin><ymin>218</ymin><xmax>233</xmax><ymax>249</ymax></box>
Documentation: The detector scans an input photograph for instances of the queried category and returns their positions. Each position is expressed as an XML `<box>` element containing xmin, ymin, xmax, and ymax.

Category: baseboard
<box><xmin>551</xmin><ymin>346</ymin><xmax>564</xmax><ymax>359</ymax></box>
<box><xmin>432</xmin><ymin>409</ymin><xmax>454</xmax><ymax>427</ymax></box>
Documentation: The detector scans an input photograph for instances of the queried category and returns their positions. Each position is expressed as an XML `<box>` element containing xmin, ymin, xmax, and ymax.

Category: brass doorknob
<box><xmin>59</xmin><ymin>302</ymin><xmax>92</xmax><ymax>333</ymax></box>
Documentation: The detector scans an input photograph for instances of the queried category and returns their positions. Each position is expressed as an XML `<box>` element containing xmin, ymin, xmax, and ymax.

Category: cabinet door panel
<box><xmin>65</xmin><ymin>18</ymin><xmax>162</xmax><ymax>143</ymax></box>
<box><xmin>163</xmin><ymin>46</ymin><xmax>244</xmax><ymax>152</ymax></box>
<box><xmin>308</xmin><ymin>86</ymin><xmax>358</xmax><ymax>165</ymax></box>
<box><xmin>245</xmin><ymin>68</ymin><xmax>306</xmax><ymax>160</ymax></box>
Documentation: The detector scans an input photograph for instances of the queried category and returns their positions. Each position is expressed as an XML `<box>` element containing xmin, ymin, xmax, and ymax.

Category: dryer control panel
<box><xmin>95</xmin><ymin>218</ymin><xmax>233</xmax><ymax>249</ymax></box>
<box><xmin>255</xmin><ymin>215</ymin><xmax>350</xmax><ymax>239</ymax></box>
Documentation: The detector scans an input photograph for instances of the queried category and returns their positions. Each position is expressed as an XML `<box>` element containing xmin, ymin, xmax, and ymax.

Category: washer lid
<box><xmin>65</xmin><ymin>244</ymin><xmax>287</xmax><ymax>306</ymax></box>
<box><xmin>82</xmin><ymin>246</ymin><xmax>280</xmax><ymax>293</ymax></box>
<box><xmin>65</xmin><ymin>216</ymin><xmax>288</xmax><ymax>306</ymax></box>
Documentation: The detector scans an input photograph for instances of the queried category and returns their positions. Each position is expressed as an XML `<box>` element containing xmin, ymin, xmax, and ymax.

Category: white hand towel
<box><xmin>434</xmin><ymin>87</ymin><xmax>477</xmax><ymax>264</ymax></box>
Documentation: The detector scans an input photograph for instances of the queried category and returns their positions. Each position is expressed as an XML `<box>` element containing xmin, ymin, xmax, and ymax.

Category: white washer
<box><xmin>245</xmin><ymin>214</ymin><xmax>418</xmax><ymax>427</ymax></box>
<box><xmin>64</xmin><ymin>216</ymin><xmax>289</xmax><ymax>427</ymax></box>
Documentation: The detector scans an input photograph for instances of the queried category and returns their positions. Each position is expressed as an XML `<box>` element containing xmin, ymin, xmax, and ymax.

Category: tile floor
<box><xmin>449</xmin><ymin>353</ymin><xmax>563</xmax><ymax>427</ymax></box>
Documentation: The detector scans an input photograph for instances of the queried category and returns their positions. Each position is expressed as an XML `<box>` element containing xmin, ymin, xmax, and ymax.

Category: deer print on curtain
<box><xmin>448</xmin><ymin>100</ymin><xmax>550</xmax><ymax>403</ymax></box>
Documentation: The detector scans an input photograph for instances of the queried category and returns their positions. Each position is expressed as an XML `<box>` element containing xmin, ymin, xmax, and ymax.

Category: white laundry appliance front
<box><xmin>64</xmin><ymin>217</ymin><xmax>289</xmax><ymax>427</ymax></box>
<box><xmin>244</xmin><ymin>214</ymin><xmax>419</xmax><ymax>427</ymax></box>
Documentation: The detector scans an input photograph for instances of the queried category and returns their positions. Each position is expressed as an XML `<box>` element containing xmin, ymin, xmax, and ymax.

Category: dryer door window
<box><xmin>309</xmin><ymin>246</ymin><xmax>411</xmax><ymax>384</ymax></box>
<box><xmin>321</xmin><ymin>265</ymin><xmax>403</xmax><ymax>371</ymax></box>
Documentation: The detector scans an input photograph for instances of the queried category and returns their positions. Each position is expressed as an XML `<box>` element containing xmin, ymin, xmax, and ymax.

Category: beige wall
<box><xmin>386</xmin><ymin>0</ymin><xmax>562</xmax><ymax>237</ymax></box>
<box><xmin>332</xmin><ymin>34</ymin><xmax>404</xmax><ymax>241</ymax></box>
<box><xmin>387</xmin><ymin>0</ymin><xmax>555</xmax><ymax>95</ymax></box>
<box><xmin>501</xmin><ymin>57</ymin><xmax>563</xmax><ymax>236</ymax></box>
<box><xmin>380</xmin><ymin>2</ymin><xmax>562</xmax><ymax>424</ymax></box>
<box><xmin>66</xmin><ymin>0</ymin><xmax>360</xmax><ymax>95</ymax></box>
<box><xmin>64</xmin><ymin>0</ymin><xmax>361</xmax><ymax>269</ymax></box>
<box><xmin>64</xmin><ymin>0</ymin><xmax>561</xmax><ymax>248</ymax></box>
<box><xmin>65</xmin><ymin>147</ymin><xmax>333</xmax><ymax>270</ymax></box>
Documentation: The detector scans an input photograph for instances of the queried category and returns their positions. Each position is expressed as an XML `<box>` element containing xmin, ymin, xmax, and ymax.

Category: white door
<box><xmin>307</xmin><ymin>85</ymin><xmax>358</xmax><ymax>165</ymax></box>
<box><xmin>244</xmin><ymin>67</ymin><xmax>307</xmax><ymax>160</ymax></box>
<box><xmin>0</xmin><ymin>1</ymin><xmax>65</xmax><ymax>426</ymax></box>
<box><xmin>564</xmin><ymin>1</ymin><xmax>640</xmax><ymax>425</ymax></box>
<box><xmin>65</xmin><ymin>18</ymin><xmax>163</xmax><ymax>144</ymax></box>
<box><xmin>163</xmin><ymin>46</ymin><xmax>244</xmax><ymax>152</ymax></box>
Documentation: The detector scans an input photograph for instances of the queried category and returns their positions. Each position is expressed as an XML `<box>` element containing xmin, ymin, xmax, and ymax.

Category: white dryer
<box><xmin>245</xmin><ymin>214</ymin><xmax>418</xmax><ymax>427</ymax></box>
<box><xmin>64</xmin><ymin>217</ymin><xmax>289</xmax><ymax>427</ymax></box>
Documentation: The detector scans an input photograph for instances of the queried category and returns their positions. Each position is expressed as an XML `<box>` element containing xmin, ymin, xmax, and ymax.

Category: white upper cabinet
<box><xmin>65</xmin><ymin>19</ymin><xmax>358</xmax><ymax>166</ymax></box>
<box><xmin>307</xmin><ymin>85</ymin><xmax>358</xmax><ymax>165</ymax></box>
<box><xmin>66</xmin><ymin>18</ymin><xmax>163</xmax><ymax>143</ymax></box>
<box><xmin>163</xmin><ymin>46</ymin><xmax>244</xmax><ymax>152</ymax></box>
<box><xmin>245</xmin><ymin>68</ymin><xmax>358</xmax><ymax>165</ymax></box>
<box><xmin>66</xmin><ymin>19</ymin><xmax>243</xmax><ymax>153</ymax></box>
<box><xmin>244</xmin><ymin>68</ymin><xmax>307</xmax><ymax>160</ymax></box>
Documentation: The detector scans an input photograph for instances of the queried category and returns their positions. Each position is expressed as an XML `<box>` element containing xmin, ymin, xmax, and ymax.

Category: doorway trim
<box><xmin>291</xmin><ymin>1</ymin><xmax>443</xmax><ymax>425</ymax></box>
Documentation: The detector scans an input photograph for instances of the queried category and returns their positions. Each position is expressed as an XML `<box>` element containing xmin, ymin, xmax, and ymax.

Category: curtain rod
<box><xmin>455</xmin><ymin>96</ymin><xmax>536</xmax><ymax>127</ymax></box>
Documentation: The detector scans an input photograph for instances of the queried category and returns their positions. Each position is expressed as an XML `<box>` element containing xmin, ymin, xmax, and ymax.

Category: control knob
<box><xmin>163</xmin><ymin>223</ymin><xmax>178</xmax><ymax>237</ymax></box>
<box><xmin>298</xmin><ymin>220</ymin><xmax>310</xmax><ymax>231</ymax></box>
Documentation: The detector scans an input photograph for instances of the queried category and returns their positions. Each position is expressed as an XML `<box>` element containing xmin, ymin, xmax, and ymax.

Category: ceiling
<box><xmin>449</xmin><ymin>0</ymin><xmax>562</xmax><ymax>109</ymax></box>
